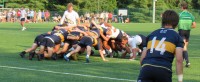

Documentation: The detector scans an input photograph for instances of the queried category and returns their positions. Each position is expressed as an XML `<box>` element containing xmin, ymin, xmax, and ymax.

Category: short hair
<box><xmin>162</xmin><ymin>10</ymin><xmax>179</xmax><ymax>29</ymax></box>
<box><xmin>181</xmin><ymin>1</ymin><xmax>188</xmax><ymax>9</ymax></box>
<box><xmin>122</xmin><ymin>36</ymin><xmax>128</xmax><ymax>40</ymax></box>
<box><xmin>67</xmin><ymin>3</ymin><xmax>73</xmax><ymax>7</ymax></box>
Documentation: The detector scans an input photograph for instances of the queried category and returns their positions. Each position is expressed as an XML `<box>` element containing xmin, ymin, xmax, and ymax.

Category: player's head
<box><xmin>121</xmin><ymin>36</ymin><xmax>128</xmax><ymax>45</ymax></box>
<box><xmin>181</xmin><ymin>1</ymin><xmax>188</xmax><ymax>10</ymax></box>
<box><xmin>106</xmin><ymin>29</ymin><xmax>112</xmax><ymax>35</ymax></box>
<box><xmin>67</xmin><ymin>3</ymin><xmax>73</xmax><ymax>12</ymax></box>
<box><xmin>162</xmin><ymin>10</ymin><xmax>179</xmax><ymax>29</ymax></box>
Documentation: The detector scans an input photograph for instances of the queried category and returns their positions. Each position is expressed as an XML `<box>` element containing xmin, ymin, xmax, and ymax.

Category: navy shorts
<box><xmin>78</xmin><ymin>36</ymin><xmax>93</xmax><ymax>48</ymax></box>
<box><xmin>178</xmin><ymin>30</ymin><xmax>190</xmax><ymax>42</ymax></box>
<box><xmin>137</xmin><ymin>65</ymin><xmax>172</xmax><ymax>82</ymax></box>
<box><xmin>20</xmin><ymin>18</ymin><xmax>25</xmax><ymax>21</ymax></box>
<box><xmin>34</xmin><ymin>35</ymin><xmax>45</xmax><ymax>46</ymax></box>
<box><xmin>41</xmin><ymin>38</ymin><xmax>55</xmax><ymax>47</ymax></box>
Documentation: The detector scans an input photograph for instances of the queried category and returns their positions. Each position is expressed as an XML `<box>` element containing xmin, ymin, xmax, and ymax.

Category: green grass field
<box><xmin>0</xmin><ymin>23</ymin><xmax>199</xmax><ymax>82</ymax></box>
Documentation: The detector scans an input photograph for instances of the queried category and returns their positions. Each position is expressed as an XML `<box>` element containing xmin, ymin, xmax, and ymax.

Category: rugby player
<box><xmin>137</xmin><ymin>10</ymin><xmax>184</xmax><ymax>82</ymax></box>
<box><xmin>64</xmin><ymin>21</ymin><xmax>108</xmax><ymax>63</ymax></box>
<box><xmin>178</xmin><ymin>1</ymin><xmax>196</xmax><ymax>67</ymax></box>
<box><xmin>19</xmin><ymin>33</ymin><xmax>51</xmax><ymax>60</ymax></box>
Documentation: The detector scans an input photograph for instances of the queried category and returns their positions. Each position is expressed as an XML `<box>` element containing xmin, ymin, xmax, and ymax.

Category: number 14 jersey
<box><xmin>142</xmin><ymin>28</ymin><xmax>184</xmax><ymax>71</ymax></box>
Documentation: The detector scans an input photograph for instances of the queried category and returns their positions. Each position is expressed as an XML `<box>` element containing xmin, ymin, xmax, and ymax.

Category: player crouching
<box><xmin>19</xmin><ymin>33</ymin><xmax>51</xmax><ymax>60</ymax></box>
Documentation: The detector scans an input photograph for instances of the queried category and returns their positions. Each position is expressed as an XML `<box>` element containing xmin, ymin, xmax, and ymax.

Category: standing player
<box><xmin>59</xmin><ymin>3</ymin><xmax>80</xmax><ymax>26</ymax></box>
<box><xmin>178</xmin><ymin>1</ymin><xmax>196</xmax><ymax>67</ymax></box>
<box><xmin>20</xmin><ymin>7</ymin><xmax>27</xmax><ymax>31</ymax></box>
<box><xmin>137</xmin><ymin>10</ymin><xmax>184</xmax><ymax>82</ymax></box>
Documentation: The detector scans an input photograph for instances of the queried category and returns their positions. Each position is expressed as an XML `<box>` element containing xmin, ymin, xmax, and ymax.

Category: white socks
<box><xmin>66</xmin><ymin>53</ymin><xmax>71</xmax><ymax>57</ymax></box>
<box><xmin>86</xmin><ymin>54</ymin><xmax>89</xmax><ymax>58</ymax></box>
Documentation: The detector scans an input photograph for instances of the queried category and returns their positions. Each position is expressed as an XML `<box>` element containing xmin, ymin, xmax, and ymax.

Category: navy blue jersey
<box><xmin>49</xmin><ymin>29</ymin><xmax>69</xmax><ymax>44</ymax></box>
<box><xmin>90</xmin><ymin>28</ymin><xmax>100</xmax><ymax>38</ymax></box>
<box><xmin>142</xmin><ymin>28</ymin><xmax>184</xmax><ymax>71</ymax></box>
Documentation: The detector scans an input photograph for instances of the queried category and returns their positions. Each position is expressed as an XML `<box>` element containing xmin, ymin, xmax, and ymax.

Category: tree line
<box><xmin>1</xmin><ymin>0</ymin><xmax>200</xmax><ymax>12</ymax></box>
<box><xmin>1</xmin><ymin>0</ymin><xmax>200</xmax><ymax>22</ymax></box>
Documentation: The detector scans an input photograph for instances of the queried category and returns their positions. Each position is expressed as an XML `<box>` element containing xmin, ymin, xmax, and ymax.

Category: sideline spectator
<box><xmin>37</xmin><ymin>10</ymin><xmax>42</xmax><ymax>22</ymax></box>
<box><xmin>11</xmin><ymin>8</ymin><xmax>16</xmax><ymax>23</ymax></box>
<box><xmin>45</xmin><ymin>10</ymin><xmax>50</xmax><ymax>22</ymax></box>
<box><xmin>17</xmin><ymin>9</ymin><xmax>21</xmax><ymax>22</ymax></box>
<box><xmin>108</xmin><ymin>12</ymin><xmax>113</xmax><ymax>23</ymax></box>
<box><xmin>41</xmin><ymin>10</ymin><xmax>45</xmax><ymax>22</ymax></box>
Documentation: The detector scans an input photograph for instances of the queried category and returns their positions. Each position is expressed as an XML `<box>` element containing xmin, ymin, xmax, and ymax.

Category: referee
<box><xmin>178</xmin><ymin>1</ymin><xmax>196</xmax><ymax>67</ymax></box>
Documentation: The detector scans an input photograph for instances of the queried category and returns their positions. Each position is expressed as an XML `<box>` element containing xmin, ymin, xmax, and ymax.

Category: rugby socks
<box><xmin>66</xmin><ymin>53</ymin><xmax>71</xmax><ymax>57</ymax></box>
<box><xmin>108</xmin><ymin>49</ymin><xmax>112</xmax><ymax>54</ymax></box>
<box><xmin>102</xmin><ymin>50</ymin><xmax>106</xmax><ymax>54</ymax></box>
<box><xmin>183</xmin><ymin>51</ymin><xmax>189</xmax><ymax>64</ymax></box>
<box><xmin>86</xmin><ymin>54</ymin><xmax>90</xmax><ymax>59</ymax></box>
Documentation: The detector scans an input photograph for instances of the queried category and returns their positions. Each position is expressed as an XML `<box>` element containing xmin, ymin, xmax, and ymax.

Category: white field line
<box><xmin>0</xmin><ymin>65</ymin><xmax>136</xmax><ymax>82</ymax></box>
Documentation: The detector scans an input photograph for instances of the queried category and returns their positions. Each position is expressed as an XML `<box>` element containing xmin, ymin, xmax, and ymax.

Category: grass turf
<box><xmin>0</xmin><ymin>22</ymin><xmax>199</xmax><ymax>82</ymax></box>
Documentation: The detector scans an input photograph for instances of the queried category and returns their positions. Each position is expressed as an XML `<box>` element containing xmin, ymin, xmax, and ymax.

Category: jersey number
<box><xmin>150</xmin><ymin>37</ymin><xmax>166</xmax><ymax>55</ymax></box>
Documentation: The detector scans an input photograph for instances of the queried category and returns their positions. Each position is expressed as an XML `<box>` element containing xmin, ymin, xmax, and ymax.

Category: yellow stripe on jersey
<box><xmin>142</xmin><ymin>64</ymin><xmax>171</xmax><ymax>71</ymax></box>
<box><xmin>58</xmin><ymin>34</ymin><xmax>65</xmax><ymax>42</ymax></box>
<box><xmin>147</xmin><ymin>40</ymin><xmax>176</xmax><ymax>54</ymax></box>
<box><xmin>54</xmin><ymin>33</ymin><xmax>65</xmax><ymax>42</ymax></box>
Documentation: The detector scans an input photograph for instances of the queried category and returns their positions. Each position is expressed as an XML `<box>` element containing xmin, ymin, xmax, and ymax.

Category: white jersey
<box><xmin>20</xmin><ymin>9</ymin><xmax>26</xmax><ymax>18</ymax></box>
<box><xmin>109</xmin><ymin>29</ymin><xmax>120</xmax><ymax>38</ymax></box>
<box><xmin>128</xmin><ymin>35</ymin><xmax>142</xmax><ymax>49</ymax></box>
<box><xmin>60</xmin><ymin>10</ymin><xmax>79</xmax><ymax>25</ymax></box>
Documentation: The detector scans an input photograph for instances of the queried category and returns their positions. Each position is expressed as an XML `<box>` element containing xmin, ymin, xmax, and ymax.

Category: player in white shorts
<box><xmin>127</xmin><ymin>34</ymin><xmax>146</xmax><ymax>60</ymax></box>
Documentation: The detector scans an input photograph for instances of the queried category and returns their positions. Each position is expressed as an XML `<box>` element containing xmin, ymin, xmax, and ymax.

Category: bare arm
<box><xmin>59</xmin><ymin>11</ymin><xmax>66</xmax><ymax>25</ymax></box>
<box><xmin>77</xmin><ymin>18</ymin><xmax>80</xmax><ymax>25</ymax></box>
<box><xmin>192</xmin><ymin>22</ymin><xmax>196</xmax><ymax>28</ymax></box>
<box><xmin>175</xmin><ymin>47</ymin><xmax>183</xmax><ymax>82</ymax></box>
<box><xmin>100</xmin><ymin>31</ymin><xmax>110</xmax><ymax>41</ymax></box>
<box><xmin>140</xmin><ymin>48</ymin><xmax>147</xmax><ymax>65</ymax></box>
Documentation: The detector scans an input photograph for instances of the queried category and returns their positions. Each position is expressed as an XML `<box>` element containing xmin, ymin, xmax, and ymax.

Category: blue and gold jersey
<box><xmin>50</xmin><ymin>29</ymin><xmax>69</xmax><ymax>44</ymax></box>
<box><xmin>142</xmin><ymin>28</ymin><xmax>184</xmax><ymax>71</ymax></box>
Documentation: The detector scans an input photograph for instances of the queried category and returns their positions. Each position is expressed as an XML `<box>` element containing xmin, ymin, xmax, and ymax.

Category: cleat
<box><xmin>64</xmin><ymin>55</ymin><xmax>70</xmax><ymax>62</ymax></box>
<box><xmin>37</xmin><ymin>54</ymin><xmax>42</xmax><ymax>61</ymax></box>
<box><xmin>29</xmin><ymin>51</ymin><xmax>35</xmax><ymax>60</ymax></box>
<box><xmin>109</xmin><ymin>52</ymin><xmax>113</xmax><ymax>58</ymax></box>
<box><xmin>185</xmin><ymin>63</ymin><xmax>190</xmax><ymax>68</ymax></box>
<box><xmin>91</xmin><ymin>50</ymin><xmax>94</xmax><ymax>56</ymax></box>
<box><xmin>19</xmin><ymin>51</ymin><xmax>26</xmax><ymax>58</ymax></box>
<box><xmin>51</xmin><ymin>54</ymin><xmax>57</xmax><ymax>60</ymax></box>
<box><xmin>86</xmin><ymin>58</ymin><xmax>90</xmax><ymax>63</ymax></box>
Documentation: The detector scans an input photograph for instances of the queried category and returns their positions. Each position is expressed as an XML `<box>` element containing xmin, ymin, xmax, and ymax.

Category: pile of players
<box><xmin>19</xmin><ymin>21</ymin><xmax>146</xmax><ymax>63</ymax></box>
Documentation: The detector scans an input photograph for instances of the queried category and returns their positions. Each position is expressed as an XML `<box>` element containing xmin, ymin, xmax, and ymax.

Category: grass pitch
<box><xmin>0</xmin><ymin>23</ymin><xmax>199</xmax><ymax>82</ymax></box>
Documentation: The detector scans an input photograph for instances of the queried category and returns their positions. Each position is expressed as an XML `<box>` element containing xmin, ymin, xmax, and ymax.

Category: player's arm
<box><xmin>192</xmin><ymin>22</ymin><xmax>196</xmax><ymax>28</ymax></box>
<box><xmin>100</xmin><ymin>31</ymin><xmax>110</xmax><ymax>41</ymax></box>
<box><xmin>59</xmin><ymin>11</ymin><xmax>66</xmax><ymax>25</ymax></box>
<box><xmin>140</xmin><ymin>47</ymin><xmax>147</xmax><ymax>65</ymax></box>
<box><xmin>53</xmin><ymin>44</ymin><xmax>61</xmax><ymax>53</ymax></box>
<box><xmin>75</xmin><ymin>12</ymin><xmax>80</xmax><ymax>25</ymax></box>
<box><xmin>175</xmin><ymin>47</ymin><xmax>183</xmax><ymax>82</ymax></box>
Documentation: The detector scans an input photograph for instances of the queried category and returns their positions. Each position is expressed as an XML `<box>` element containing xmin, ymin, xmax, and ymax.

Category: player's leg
<box><xmin>37</xmin><ymin>45</ymin><xmax>45</xmax><ymax>61</ymax></box>
<box><xmin>19</xmin><ymin>43</ymin><xmax>38</xmax><ymax>58</ymax></box>
<box><xmin>51</xmin><ymin>44</ymin><xmax>61</xmax><ymax>60</ymax></box>
<box><xmin>20</xmin><ymin>18</ymin><xmax>26</xmax><ymax>31</ymax></box>
<box><xmin>86</xmin><ymin>45</ymin><xmax>92</xmax><ymax>63</ymax></box>
<box><xmin>64</xmin><ymin>45</ymin><xmax>81</xmax><ymax>62</ymax></box>
<box><xmin>45</xmin><ymin>47</ymin><xmax>54</xmax><ymax>58</ymax></box>
<box><xmin>183</xmin><ymin>31</ymin><xmax>190</xmax><ymax>67</ymax></box>
<box><xmin>56</xmin><ymin>43</ymin><xmax>70</xmax><ymax>55</ymax></box>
